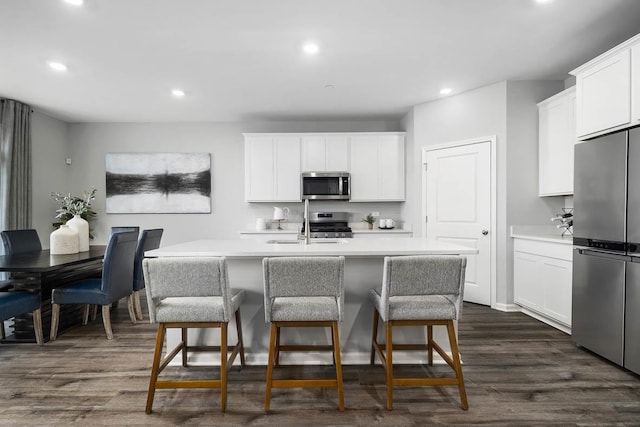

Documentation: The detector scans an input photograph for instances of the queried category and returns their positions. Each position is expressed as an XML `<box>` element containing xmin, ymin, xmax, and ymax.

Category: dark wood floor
<box><xmin>1</xmin><ymin>300</ymin><xmax>639</xmax><ymax>426</ymax></box>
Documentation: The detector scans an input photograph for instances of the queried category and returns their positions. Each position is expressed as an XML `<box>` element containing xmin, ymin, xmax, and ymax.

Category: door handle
<box><xmin>481</xmin><ymin>230</ymin><xmax>489</xmax><ymax>236</ymax></box>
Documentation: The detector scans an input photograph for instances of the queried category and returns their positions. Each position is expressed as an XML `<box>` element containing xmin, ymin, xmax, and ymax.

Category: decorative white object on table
<box><xmin>50</xmin><ymin>225</ymin><xmax>79</xmax><ymax>255</ymax></box>
<box><xmin>67</xmin><ymin>215</ymin><xmax>89</xmax><ymax>252</ymax></box>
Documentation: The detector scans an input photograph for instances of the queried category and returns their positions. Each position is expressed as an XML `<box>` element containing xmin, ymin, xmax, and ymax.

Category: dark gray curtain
<box><xmin>0</xmin><ymin>98</ymin><xmax>32</xmax><ymax>237</ymax></box>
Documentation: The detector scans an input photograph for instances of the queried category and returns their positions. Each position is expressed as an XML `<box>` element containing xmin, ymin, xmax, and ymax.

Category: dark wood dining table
<box><xmin>0</xmin><ymin>246</ymin><xmax>106</xmax><ymax>343</ymax></box>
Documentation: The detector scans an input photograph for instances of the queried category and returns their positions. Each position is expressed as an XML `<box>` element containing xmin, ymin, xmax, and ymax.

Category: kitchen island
<box><xmin>145</xmin><ymin>238</ymin><xmax>477</xmax><ymax>365</ymax></box>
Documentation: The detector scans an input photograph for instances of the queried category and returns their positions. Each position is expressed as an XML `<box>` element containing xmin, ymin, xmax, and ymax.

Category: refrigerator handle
<box><xmin>576</xmin><ymin>248</ymin><xmax>631</xmax><ymax>262</ymax></box>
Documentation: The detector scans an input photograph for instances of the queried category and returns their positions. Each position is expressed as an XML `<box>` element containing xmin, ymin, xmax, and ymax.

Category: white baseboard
<box><xmin>518</xmin><ymin>307</ymin><xmax>571</xmax><ymax>335</ymax></box>
<box><xmin>492</xmin><ymin>302</ymin><xmax>521</xmax><ymax>312</ymax></box>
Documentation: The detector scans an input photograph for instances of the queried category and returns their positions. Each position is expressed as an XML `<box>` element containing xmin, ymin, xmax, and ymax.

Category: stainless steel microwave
<box><xmin>301</xmin><ymin>172</ymin><xmax>350</xmax><ymax>200</ymax></box>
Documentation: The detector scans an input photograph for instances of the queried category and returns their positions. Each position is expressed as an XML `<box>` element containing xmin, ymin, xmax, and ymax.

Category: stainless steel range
<box><xmin>302</xmin><ymin>212</ymin><xmax>352</xmax><ymax>238</ymax></box>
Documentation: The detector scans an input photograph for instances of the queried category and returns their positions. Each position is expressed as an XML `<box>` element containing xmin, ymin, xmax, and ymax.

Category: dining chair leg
<box><xmin>133</xmin><ymin>291</ymin><xmax>144</xmax><ymax>321</ymax></box>
<box><xmin>385</xmin><ymin>321</ymin><xmax>393</xmax><ymax>411</ymax></box>
<box><xmin>146</xmin><ymin>324</ymin><xmax>166</xmax><ymax>414</ymax></box>
<box><xmin>32</xmin><ymin>308</ymin><xmax>44</xmax><ymax>346</ymax></box>
<box><xmin>332</xmin><ymin>321</ymin><xmax>345</xmax><ymax>412</ymax></box>
<box><xmin>127</xmin><ymin>295</ymin><xmax>137</xmax><ymax>324</ymax></box>
<box><xmin>446</xmin><ymin>320</ymin><xmax>468</xmax><ymax>410</ymax></box>
<box><xmin>370</xmin><ymin>309</ymin><xmax>379</xmax><ymax>364</ymax></box>
<box><xmin>50</xmin><ymin>303</ymin><xmax>60</xmax><ymax>341</ymax></box>
<box><xmin>82</xmin><ymin>304</ymin><xmax>90</xmax><ymax>325</ymax></box>
<box><xmin>235</xmin><ymin>309</ymin><xmax>246</xmax><ymax>367</ymax></box>
<box><xmin>0</xmin><ymin>321</ymin><xmax>5</xmax><ymax>340</ymax></box>
<box><xmin>91</xmin><ymin>305</ymin><xmax>98</xmax><ymax>321</ymax></box>
<box><xmin>101</xmin><ymin>305</ymin><xmax>114</xmax><ymax>340</ymax></box>
<box><xmin>220</xmin><ymin>322</ymin><xmax>228</xmax><ymax>412</ymax></box>
<box><xmin>264</xmin><ymin>323</ymin><xmax>277</xmax><ymax>412</ymax></box>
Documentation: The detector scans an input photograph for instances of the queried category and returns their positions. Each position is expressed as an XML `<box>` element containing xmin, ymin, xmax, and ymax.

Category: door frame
<box><xmin>421</xmin><ymin>135</ymin><xmax>498</xmax><ymax>309</ymax></box>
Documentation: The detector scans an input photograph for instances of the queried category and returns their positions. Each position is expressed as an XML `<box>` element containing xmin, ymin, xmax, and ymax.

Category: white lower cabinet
<box><xmin>513</xmin><ymin>238</ymin><xmax>573</xmax><ymax>333</ymax></box>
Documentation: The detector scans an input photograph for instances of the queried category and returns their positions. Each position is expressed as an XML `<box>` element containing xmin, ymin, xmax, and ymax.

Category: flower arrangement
<box><xmin>51</xmin><ymin>188</ymin><xmax>97</xmax><ymax>237</ymax></box>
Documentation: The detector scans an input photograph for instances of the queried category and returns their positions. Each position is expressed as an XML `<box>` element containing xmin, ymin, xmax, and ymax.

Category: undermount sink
<box><xmin>266</xmin><ymin>239</ymin><xmax>348</xmax><ymax>245</ymax></box>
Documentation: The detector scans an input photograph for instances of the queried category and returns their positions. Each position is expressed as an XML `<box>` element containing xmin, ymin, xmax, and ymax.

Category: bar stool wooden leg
<box><xmin>427</xmin><ymin>324</ymin><xmax>434</xmax><ymax>365</ymax></box>
<box><xmin>370</xmin><ymin>309</ymin><xmax>379</xmax><ymax>364</ymax></box>
<box><xmin>264</xmin><ymin>323</ymin><xmax>277</xmax><ymax>411</ymax></box>
<box><xmin>235</xmin><ymin>310</ymin><xmax>246</xmax><ymax>367</ymax></box>
<box><xmin>146</xmin><ymin>324</ymin><xmax>166</xmax><ymax>414</ymax></box>
<box><xmin>385</xmin><ymin>321</ymin><xmax>393</xmax><ymax>411</ymax></box>
<box><xmin>332</xmin><ymin>321</ymin><xmax>345</xmax><ymax>411</ymax></box>
<box><xmin>446</xmin><ymin>320</ymin><xmax>468</xmax><ymax>410</ymax></box>
<box><xmin>220</xmin><ymin>323</ymin><xmax>228</xmax><ymax>412</ymax></box>
<box><xmin>275</xmin><ymin>325</ymin><xmax>281</xmax><ymax>366</ymax></box>
<box><xmin>181</xmin><ymin>328</ymin><xmax>188</xmax><ymax>366</ymax></box>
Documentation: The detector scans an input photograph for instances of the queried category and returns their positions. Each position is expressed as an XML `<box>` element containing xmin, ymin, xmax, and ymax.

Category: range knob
<box><xmin>324</xmin><ymin>233</ymin><xmax>329</xmax><ymax>238</ymax></box>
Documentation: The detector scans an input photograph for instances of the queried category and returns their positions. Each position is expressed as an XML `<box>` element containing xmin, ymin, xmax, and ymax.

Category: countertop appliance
<box><xmin>301</xmin><ymin>172</ymin><xmax>350</xmax><ymax>200</ymax></box>
<box><xmin>572</xmin><ymin>127</ymin><xmax>640</xmax><ymax>375</ymax></box>
<box><xmin>301</xmin><ymin>212</ymin><xmax>352</xmax><ymax>238</ymax></box>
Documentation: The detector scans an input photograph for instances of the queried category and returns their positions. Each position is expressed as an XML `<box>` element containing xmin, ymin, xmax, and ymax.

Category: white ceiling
<box><xmin>1</xmin><ymin>0</ymin><xmax>640</xmax><ymax>123</ymax></box>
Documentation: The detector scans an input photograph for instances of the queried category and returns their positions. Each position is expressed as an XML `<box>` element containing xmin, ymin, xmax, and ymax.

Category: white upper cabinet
<box><xmin>633</xmin><ymin>42</ymin><xmax>640</xmax><ymax>123</ymax></box>
<box><xmin>350</xmin><ymin>133</ymin><xmax>405</xmax><ymax>201</ymax></box>
<box><xmin>301</xmin><ymin>135</ymin><xmax>349</xmax><ymax>172</ymax></box>
<box><xmin>571</xmin><ymin>33</ymin><xmax>640</xmax><ymax>139</ymax></box>
<box><xmin>244</xmin><ymin>135</ymin><xmax>301</xmax><ymax>202</ymax></box>
<box><xmin>245</xmin><ymin>132</ymin><xmax>404</xmax><ymax>203</ymax></box>
<box><xmin>538</xmin><ymin>87</ymin><xmax>576</xmax><ymax>196</ymax></box>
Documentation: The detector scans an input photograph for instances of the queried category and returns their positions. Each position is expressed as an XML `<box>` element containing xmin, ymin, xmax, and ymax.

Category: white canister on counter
<box><xmin>255</xmin><ymin>218</ymin><xmax>267</xmax><ymax>231</ymax></box>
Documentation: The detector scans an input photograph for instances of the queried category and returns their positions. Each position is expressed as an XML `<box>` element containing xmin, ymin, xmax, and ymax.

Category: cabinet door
<box><xmin>350</xmin><ymin>135</ymin><xmax>380</xmax><ymax>201</ymax></box>
<box><xmin>576</xmin><ymin>49</ymin><xmax>631</xmax><ymax>138</ymax></box>
<box><xmin>514</xmin><ymin>251</ymin><xmax>543</xmax><ymax>311</ymax></box>
<box><xmin>245</xmin><ymin>137</ymin><xmax>275</xmax><ymax>201</ymax></box>
<box><xmin>538</xmin><ymin>88</ymin><xmax>575</xmax><ymax>196</ymax></box>
<box><xmin>274</xmin><ymin>137</ymin><xmax>301</xmax><ymax>201</ymax></box>
<box><xmin>301</xmin><ymin>136</ymin><xmax>326</xmax><ymax>172</ymax></box>
<box><xmin>378</xmin><ymin>135</ymin><xmax>405</xmax><ymax>200</ymax></box>
<box><xmin>325</xmin><ymin>136</ymin><xmax>349</xmax><ymax>171</ymax></box>
<box><xmin>301</xmin><ymin>136</ymin><xmax>349</xmax><ymax>171</ymax></box>
<box><xmin>632</xmin><ymin>43</ymin><xmax>640</xmax><ymax>124</ymax></box>
<box><xmin>541</xmin><ymin>257</ymin><xmax>573</xmax><ymax>326</ymax></box>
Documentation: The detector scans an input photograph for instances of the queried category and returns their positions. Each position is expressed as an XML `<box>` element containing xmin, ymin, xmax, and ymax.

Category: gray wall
<box><xmin>62</xmin><ymin>120</ymin><xmax>403</xmax><ymax>246</ymax></box>
<box><xmin>407</xmin><ymin>80</ymin><xmax>565</xmax><ymax>307</ymax></box>
<box><xmin>31</xmin><ymin>111</ymin><xmax>70</xmax><ymax>246</ymax></box>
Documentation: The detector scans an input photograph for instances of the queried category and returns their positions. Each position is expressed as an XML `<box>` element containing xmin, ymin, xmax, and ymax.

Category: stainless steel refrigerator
<box><xmin>573</xmin><ymin>127</ymin><xmax>640</xmax><ymax>375</ymax></box>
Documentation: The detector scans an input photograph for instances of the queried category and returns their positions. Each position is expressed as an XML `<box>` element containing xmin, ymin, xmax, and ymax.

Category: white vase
<box><xmin>50</xmin><ymin>225</ymin><xmax>79</xmax><ymax>255</ymax></box>
<box><xmin>67</xmin><ymin>215</ymin><xmax>89</xmax><ymax>252</ymax></box>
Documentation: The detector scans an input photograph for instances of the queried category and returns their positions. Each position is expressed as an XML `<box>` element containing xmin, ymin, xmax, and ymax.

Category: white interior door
<box><xmin>423</xmin><ymin>140</ymin><xmax>492</xmax><ymax>306</ymax></box>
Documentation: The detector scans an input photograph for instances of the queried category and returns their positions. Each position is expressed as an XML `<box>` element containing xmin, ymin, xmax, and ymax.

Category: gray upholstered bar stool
<box><xmin>262</xmin><ymin>256</ymin><xmax>345</xmax><ymax>412</ymax></box>
<box><xmin>369</xmin><ymin>255</ymin><xmax>468</xmax><ymax>410</ymax></box>
<box><xmin>142</xmin><ymin>257</ymin><xmax>245</xmax><ymax>413</ymax></box>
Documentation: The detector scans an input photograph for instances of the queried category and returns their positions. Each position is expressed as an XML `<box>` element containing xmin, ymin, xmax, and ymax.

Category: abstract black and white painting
<box><xmin>105</xmin><ymin>153</ymin><xmax>211</xmax><ymax>213</ymax></box>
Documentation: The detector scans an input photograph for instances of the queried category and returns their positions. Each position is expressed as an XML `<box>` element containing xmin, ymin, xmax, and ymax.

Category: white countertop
<box><xmin>146</xmin><ymin>237</ymin><xmax>477</xmax><ymax>258</ymax></box>
<box><xmin>510</xmin><ymin>225</ymin><xmax>573</xmax><ymax>245</ymax></box>
<box><xmin>239</xmin><ymin>228</ymin><xmax>412</xmax><ymax>235</ymax></box>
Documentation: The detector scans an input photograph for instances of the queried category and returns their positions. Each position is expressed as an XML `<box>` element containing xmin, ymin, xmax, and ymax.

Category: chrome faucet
<box><xmin>299</xmin><ymin>198</ymin><xmax>310</xmax><ymax>244</ymax></box>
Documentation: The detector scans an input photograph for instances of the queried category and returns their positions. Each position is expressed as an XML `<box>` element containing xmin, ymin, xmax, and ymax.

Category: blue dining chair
<box><xmin>49</xmin><ymin>230</ymin><xmax>138</xmax><ymax>340</ymax></box>
<box><xmin>132</xmin><ymin>229</ymin><xmax>163</xmax><ymax>321</ymax></box>
<box><xmin>0</xmin><ymin>291</ymin><xmax>44</xmax><ymax>345</ymax></box>
<box><xmin>0</xmin><ymin>229</ymin><xmax>43</xmax><ymax>291</ymax></box>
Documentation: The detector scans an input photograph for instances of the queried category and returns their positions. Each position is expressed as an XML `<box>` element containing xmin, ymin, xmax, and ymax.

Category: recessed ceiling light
<box><xmin>439</xmin><ymin>87</ymin><xmax>453</xmax><ymax>96</ymax></box>
<box><xmin>303</xmin><ymin>42</ymin><xmax>319</xmax><ymax>55</ymax></box>
<box><xmin>171</xmin><ymin>89</ymin><xmax>185</xmax><ymax>98</ymax></box>
<box><xmin>63</xmin><ymin>0</ymin><xmax>84</xmax><ymax>6</ymax></box>
<box><xmin>325</xmin><ymin>84</ymin><xmax>334</xmax><ymax>89</ymax></box>
<box><xmin>535</xmin><ymin>0</ymin><xmax>553</xmax><ymax>3</ymax></box>
<box><xmin>48</xmin><ymin>61</ymin><xmax>67</xmax><ymax>72</ymax></box>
